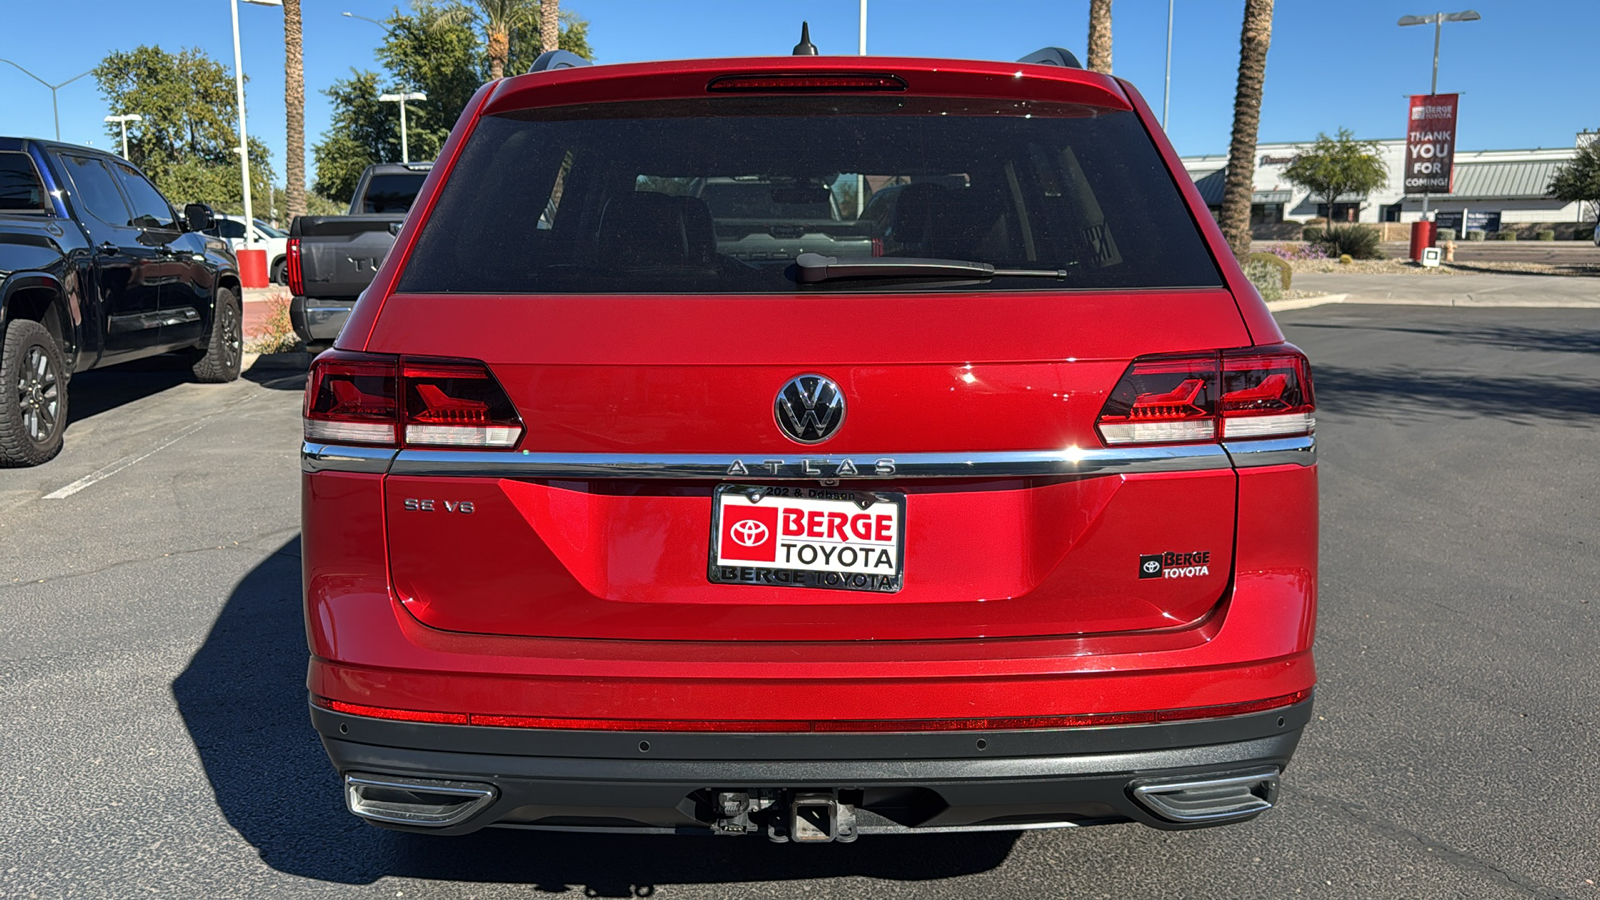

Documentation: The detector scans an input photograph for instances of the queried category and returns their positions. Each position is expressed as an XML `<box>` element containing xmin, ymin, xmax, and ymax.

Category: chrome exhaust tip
<box><xmin>1129</xmin><ymin>767</ymin><xmax>1280</xmax><ymax>824</ymax></box>
<box><xmin>344</xmin><ymin>773</ymin><xmax>498</xmax><ymax>828</ymax></box>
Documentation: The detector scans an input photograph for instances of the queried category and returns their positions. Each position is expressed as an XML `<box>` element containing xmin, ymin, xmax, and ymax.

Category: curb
<box><xmin>1267</xmin><ymin>294</ymin><xmax>1347</xmax><ymax>312</ymax></box>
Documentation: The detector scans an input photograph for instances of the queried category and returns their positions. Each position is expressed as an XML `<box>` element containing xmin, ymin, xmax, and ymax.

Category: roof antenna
<box><xmin>793</xmin><ymin>21</ymin><xmax>819</xmax><ymax>55</ymax></box>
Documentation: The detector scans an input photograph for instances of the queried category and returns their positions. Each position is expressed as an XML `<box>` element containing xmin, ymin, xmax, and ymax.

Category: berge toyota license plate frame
<box><xmin>708</xmin><ymin>484</ymin><xmax>906</xmax><ymax>593</ymax></box>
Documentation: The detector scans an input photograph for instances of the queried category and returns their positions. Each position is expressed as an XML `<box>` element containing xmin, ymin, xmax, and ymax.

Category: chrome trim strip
<box><xmin>383</xmin><ymin>444</ymin><xmax>1232</xmax><ymax>480</ymax></box>
<box><xmin>301</xmin><ymin>441</ymin><xmax>398</xmax><ymax>474</ymax></box>
<box><xmin>1222</xmin><ymin>435</ymin><xmax>1316</xmax><ymax>468</ymax></box>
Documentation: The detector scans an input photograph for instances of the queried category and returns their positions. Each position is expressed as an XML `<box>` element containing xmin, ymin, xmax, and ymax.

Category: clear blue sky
<box><xmin>1</xmin><ymin>0</ymin><xmax>1594</xmax><ymax>187</ymax></box>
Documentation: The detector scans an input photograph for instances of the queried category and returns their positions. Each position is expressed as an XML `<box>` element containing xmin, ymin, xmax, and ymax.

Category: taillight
<box><xmin>706</xmin><ymin>74</ymin><xmax>909</xmax><ymax>92</ymax></box>
<box><xmin>285</xmin><ymin>237</ymin><xmax>303</xmax><ymax>296</ymax></box>
<box><xmin>304</xmin><ymin>351</ymin><xmax>524</xmax><ymax>450</ymax></box>
<box><xmin>1096</xmin><ymin>345</ymin><xmax>1314</xmax><ymax>446</ymax></box>
<box><xmin>1220</xmin><ymin>349</ymin><xmax>1315</xmax><ymax>439</ymax></box>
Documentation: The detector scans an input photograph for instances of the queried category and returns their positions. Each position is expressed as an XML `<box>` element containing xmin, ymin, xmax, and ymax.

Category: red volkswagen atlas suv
<box><xmin>300</xmin><ymin>45</ymin><xmax>1318</xmax><ymax>842</ymax></box>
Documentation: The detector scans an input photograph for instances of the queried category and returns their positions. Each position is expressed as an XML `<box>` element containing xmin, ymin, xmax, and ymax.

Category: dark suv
<box><xmin>301</xmin><ymin>47</ymin><xmax>1318</xmax><ymax>841</ymax></box>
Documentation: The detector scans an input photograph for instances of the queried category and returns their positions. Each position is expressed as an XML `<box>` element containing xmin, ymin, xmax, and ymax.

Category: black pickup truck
<box><xmin>287</xmin><ymin>162</ymin><xmax>430</xmax><ymax>344</ymax></box>
<box><xmin>0</xmin><ymin>138</ymin><xmax>241</xmax><ymax>466</ymax></box>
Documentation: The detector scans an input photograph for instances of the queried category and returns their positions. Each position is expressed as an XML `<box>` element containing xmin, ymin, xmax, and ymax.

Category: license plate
<box><xmin>709</xmin><ymin>484</ymin><xmax>905</xmax><ymax>593</ymax></box>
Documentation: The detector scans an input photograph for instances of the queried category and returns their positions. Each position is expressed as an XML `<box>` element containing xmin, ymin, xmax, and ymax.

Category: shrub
<box><xmin>1577</xmin><ymin>226</ymin><xmax>1596</xmax><ymax>242</ymax></box>
<box><xmin>1437</xmin><ymin>227</ymin><xmax>1457</xmax><ymax>242</ymax></box>
<box><xmin>1537</xmin><ymin>229</ymin><xmax>1555</xmax><ymax>241</ymax></box>
<box><xmin>1301</xmin><ymin>226</ymin><xmax>1324</xmax><ymax>242</ymax></box>
<box><xmin>1242</xmin><ymin>259</ymin><xmax>1284</xmax><ymax>301</ymax></box>
<box><xmin>1262</xmin><ymin>242</ymin><xmax>1329</xmax><ymax>262</ymax></box>
<box><xmin>1496</xmin><ymin>229</ymin><xmax>1518</xmax><ymax>241</ymax></box>
<box><xmin>1245</xmin><ymin>252</ymin><xmax>1293</xmax><ymax>291</ymax></box>
<box><xmin>1313</xmin><ymin>224</ymin><xmax>1383</xmax><ymax>260</ymax></box>
<box><xmin>244</xmin><ymin>295</ymin><xmax>303</xmax><ymax>355</ymax></box>
<box><xmin>1466</xmin><ymin>229</ymin><xmax>1486</xmax><ymax>241</ymax></box>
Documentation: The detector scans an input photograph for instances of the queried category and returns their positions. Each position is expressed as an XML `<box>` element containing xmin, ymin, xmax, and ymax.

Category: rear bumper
<box><xmin>313</xmin><ymin>697</ymin><xmax>1311</xmax><ymax>836</ymax></box>
<box><xmin>289</xmin><ymin>295</ymin><xmax>354</xmax><ymax>344</ymax></box>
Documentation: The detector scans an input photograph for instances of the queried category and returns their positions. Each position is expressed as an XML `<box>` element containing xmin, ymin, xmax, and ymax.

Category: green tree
<box><xmin>93</xmin><ymin>45</ymin><xmax>274</xmax><ymax>212</ymax></box>
<box><xmin>1282</xmin><ymin>128</ymin><xmax>1388</xmax><ymax>226</ymax></box>
<box><xmin>1548</xmin><ymin>135</ymin><xmax>1600</xmax><ymax>224</ymax></box>
<box><xmin>311</xmin><ymin>2</ymin><xmax>593</xmax><ymax>204</ymax></box>
<box><xmin>311</xmin><ymin>71</ymin><xmax>401</xmax><ymax>205</ymax></box>
<box><xmin>432</xmin><ymin>0</ymin><xmax>592</xmax><ymax>80</ymax></box>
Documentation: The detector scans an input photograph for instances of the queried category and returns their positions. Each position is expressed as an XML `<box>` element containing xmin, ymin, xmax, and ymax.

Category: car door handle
<box><xmin>97</xmin><ymin>242</ymin><xmax>120</xmax><ymax>256</ymax></box>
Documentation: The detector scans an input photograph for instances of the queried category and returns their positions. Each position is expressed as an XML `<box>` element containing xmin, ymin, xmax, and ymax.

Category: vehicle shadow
<box><xmin>65</xmin><ymin>355</ymin><xmax>195</xmax><ymax>425</ymax></box>
<box><xmin>241</xmin><ymin>354</ymin><xmax>311</xmax><ymax>392</ymax></box>
<box><xmin>172</xmin><ymin>538</ymin><xmax>1019</xmax><ymax>892</ymax></box>
<box><xmin>1312</xmin><ymin>365</ymin><xmax>1600</xmax><ymax>425</ymax></box>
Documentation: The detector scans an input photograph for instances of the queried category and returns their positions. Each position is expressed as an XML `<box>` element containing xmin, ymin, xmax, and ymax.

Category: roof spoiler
<box><xmin>1017</xmin><ymin>47</ymin><xmax>1083</xmax><ymax>69</ymax></box>
<box><xmin>528</xmin><ymin>50</ymin><xmax>591</xmax><ymax>74</ymax></box>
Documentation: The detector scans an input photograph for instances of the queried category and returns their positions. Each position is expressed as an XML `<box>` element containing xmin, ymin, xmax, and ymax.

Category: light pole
<box><xmin>1398</xmin><ymin>10</ymin><xmax>1480</xmax><ymax>221</ymax></box>
<box><xmin>231</xmin><ymin>0</ymin><xmax>282</xmax><ymax>245</ymax></box>
<box><xmin>378</xmin><ymin>91</ymin><xmax>427</xmax><ymax>164</ymax></box>
<box><xmin>858</xmin><ymin>0</ymin><xmax>867</xmax><ymax>56</ymax></box>
<box><xmin>0</xmin><ymin>60</ymin><xmax>93</xmax><ymax>141</ymax></box>
<box><xmin>104</xmin><ymin>114</ymin><xmax>143</xmax><ymax>159</ymax></box>
<box><xmin>1162</xmin><ymin>0</ymin><xmax>1174</xmax><ymax>129</ymax></box>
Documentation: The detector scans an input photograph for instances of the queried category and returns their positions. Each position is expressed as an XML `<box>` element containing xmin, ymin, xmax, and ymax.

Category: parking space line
<box><xmin>42</xmin><ymin>420</ymin><xmax>211</xmax><ymax>501</ymax></box>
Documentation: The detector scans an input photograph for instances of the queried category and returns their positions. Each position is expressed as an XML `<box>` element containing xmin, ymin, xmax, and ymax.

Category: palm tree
<box><xmin>1087</xmin><ymin>0</ymin><xmax>1112</xmax><ymax>74</ymax></box>
<box><xmin>1218</xmin><ymin>0</ymin><xmax>1274</xmax><ymax>259</ymax></box>
<box><xmin>283</xmin><ymin>0</ymin><xmax>306</xmax><ymax>220</ymax></box>
<box><xmin>437</xmin><ymin>0</ymin><xmax>541</xmax><ymax>80</ymax></box>
<box><xmin>541</xmin><ymin>0</ymin><xmax>558</xmax><ymax>53</ymax></box>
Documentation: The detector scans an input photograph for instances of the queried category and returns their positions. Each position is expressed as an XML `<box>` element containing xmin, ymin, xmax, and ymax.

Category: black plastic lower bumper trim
<box><xmin>311</xmin><ymin>698</ymin><xmax>1311</xmax><ymax>836</ymax></box>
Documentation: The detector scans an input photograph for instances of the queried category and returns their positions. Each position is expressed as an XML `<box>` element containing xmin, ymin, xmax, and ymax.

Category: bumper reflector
<box><xmin>315</xmin><ymin>689</ymin><xmax>1310</xmax><ymax>733</ymax></box>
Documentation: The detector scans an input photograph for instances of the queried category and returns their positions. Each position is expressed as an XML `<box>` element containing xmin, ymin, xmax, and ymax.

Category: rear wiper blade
<box><xmin>795</xmin><ymin>253</ymin><xmax>1074</xmax><ymax>283</ymax></box>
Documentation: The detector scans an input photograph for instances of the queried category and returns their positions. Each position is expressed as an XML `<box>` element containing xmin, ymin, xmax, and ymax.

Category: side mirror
<box><xmin>184</xmin><ymin>203</ymin><xmax>216</xmax><ymax>233</ymax></box>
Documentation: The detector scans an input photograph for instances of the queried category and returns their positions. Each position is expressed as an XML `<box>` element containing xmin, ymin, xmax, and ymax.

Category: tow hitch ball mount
<box><xmin>712</xmin><ymin>790</ymin><xmax>858</xmax><ymax>843</ymax></box>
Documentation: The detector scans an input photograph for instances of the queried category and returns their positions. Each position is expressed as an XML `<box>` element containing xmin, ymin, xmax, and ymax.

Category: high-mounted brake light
<box><xmin>285</xmin><ymin>237</ymin><xmax>304</xmax><ymax>296</ymax></box>
<box><xmin>706</xmin><ymin>73</ymin><xmax>908</xmax><ymax>93</ymax></box>
<box><xmin>304</xmin><ymin>351</ymin><xmax>524</xmax><ymax>450</ymax></box>
<box><xmin>1095</xmin><ymin>345</ymin><xmax>1314</xmax><ymax>446</ymax></box>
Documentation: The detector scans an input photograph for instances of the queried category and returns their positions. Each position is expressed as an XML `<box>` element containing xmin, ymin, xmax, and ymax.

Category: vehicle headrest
<box><xmin>885</xmin><ymin>183</ymin><xmax>999</xmax><ymax>259</ymax></box>
<box><xmin>597</xmin><ymin>192</ymin><xmax>716</xmax><ymax>270</ymax></box>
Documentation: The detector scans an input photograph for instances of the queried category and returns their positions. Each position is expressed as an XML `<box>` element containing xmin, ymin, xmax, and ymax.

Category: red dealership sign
<box><xmin>1405</xmin><ymin>93</ymin><xmax>1459</xmax><ymax>193</ymax></box>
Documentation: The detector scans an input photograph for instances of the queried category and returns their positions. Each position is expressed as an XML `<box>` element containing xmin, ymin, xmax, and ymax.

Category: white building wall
<box><xmin>1182</xmin><ymin>139</ymin><xmax>1588</xmax><ymax>226</ymax></box>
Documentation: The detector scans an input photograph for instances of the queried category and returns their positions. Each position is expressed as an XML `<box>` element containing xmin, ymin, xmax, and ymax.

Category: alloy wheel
<box><xmin>17</xmin><ymin>343</ymin><xmax>59</xmax><ymax>444</ymax></box>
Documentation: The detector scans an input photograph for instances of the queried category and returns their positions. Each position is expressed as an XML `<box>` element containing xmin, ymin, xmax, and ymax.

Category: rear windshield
<box><xmin>360</xmin><ymin>172</ymin><xmax>428</xmax><ymax>214</ymax></box>
<box><xmin>397</xmin><ymin>97</ymin><xmax>1221</xmax><ymax>294</ymax></box>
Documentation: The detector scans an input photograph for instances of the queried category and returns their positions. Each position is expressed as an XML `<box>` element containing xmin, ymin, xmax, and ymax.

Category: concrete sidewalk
<box><xmin>1291</xmin><ymin>271</ymin><xmax>1600</xmax><ymax>308</ymax></box>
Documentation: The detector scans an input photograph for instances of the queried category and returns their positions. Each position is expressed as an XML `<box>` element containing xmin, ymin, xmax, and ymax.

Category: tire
<box><xmin>191</xmin><ymin>287</ymin><xmax>243</xmax><ymax>383</ymax></box>
<box><xmin>270</xmin><ymin>257</ymin><xmax>286</xmax><ymax>285</ymax></box>
<box><xmin>0</xmin><ymin>318</ymin><xmax>68</xmax><ymax>467</ymax></box>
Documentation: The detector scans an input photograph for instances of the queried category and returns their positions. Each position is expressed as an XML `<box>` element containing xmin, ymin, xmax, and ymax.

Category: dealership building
<box><xmin>1182</xmin><ymin>131</ymin><xmax>1597</xmax><ymax>237</ymax></box>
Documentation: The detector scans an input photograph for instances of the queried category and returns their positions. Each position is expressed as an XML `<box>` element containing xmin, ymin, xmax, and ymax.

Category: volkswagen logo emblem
<box><xmin>775</xmin><ymin>374</ymin><xmax>845</xmax><ymax>444</ymax></box>
<box><xmin>730</xmin><ymin>519</ymin><xmax>770</xmax><ymax>547</ymax></box>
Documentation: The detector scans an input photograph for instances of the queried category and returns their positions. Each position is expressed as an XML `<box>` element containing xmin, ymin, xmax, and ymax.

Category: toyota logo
<box><xmin>1143</xmin><ymin>560</ymin><xmax>1161</xmax><ymax>574</ymax></box>
<box><xmin>775</xmin><ymin>374</ymin><xmax>845</xmax><ymax>444</ymax></box>
<box><xmin>730</xmin><ymin>519</ymin><xmax>770</xmax><ymax>547</ymax></box>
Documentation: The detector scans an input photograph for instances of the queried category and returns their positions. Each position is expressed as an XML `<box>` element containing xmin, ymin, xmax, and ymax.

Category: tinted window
<box><xmin>112</xmin><ymin>163</ymin><xmax>176</xmax><ymax>230</ymax></box>
<box><xmin>398</xmin><ymin>98</ymin><xmax>1221</xmax><ymax>295</ymax></box>
<box><xmin>216</xmin><ymin>218</ymin><xmax>247</xmax><ymax>239</ymax></box>
<box><xmin>60</xmin><ymin>155</ymin><xmax>132</xmax><ymax>227</ymax></box>
<box><xmin>254</xmin><ymin>220</ymin><xmax>288</xmax><ymax>238</ymax></box>
<box><xmin>0</xmin><ymin>152</ymin><xmax>47</xmax><ymax>213</ymax></box>
<box><xmin>360</xmin><ymin>173</ymin><xmax>428</xmax><ymax>214</ymax></box>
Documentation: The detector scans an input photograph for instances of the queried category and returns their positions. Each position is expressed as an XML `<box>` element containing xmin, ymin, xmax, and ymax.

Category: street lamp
<box><xmin>104</xmin><ymin>114</ymin><xmax>143</xmax><ymax>159</ymax></box>
<box><xmin>1398</xmin><ymin>10</ymin><xmax>1480</xmax><ymax>221</ymax></box>
<box><xmin>1398</xmin><ymin>10</ymin><xmax>1481</xmax><ymax>95</ymax></box>
<box><xmin>378</xmin><ymin>91</ymin><xmax>427</xmax><ymax>164</ymax></box>
<box><xmin>341</xmin><ymin>11</ymin><xmax>389</xmax><ymax>30</ymax></box>
<box><xmin>231</xmin><ymin>0</ymin><xmax>282</xmax><ymax>246</ymax></box>
<box><xmin>0</xmin><ymin>60</ymin><xmax>94</xmax><ymax>141</ymax></box>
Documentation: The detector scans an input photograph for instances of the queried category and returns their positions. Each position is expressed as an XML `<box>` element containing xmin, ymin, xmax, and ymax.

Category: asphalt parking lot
<box><xmin>2</xmin><ymin>305</ymin><xmax>1597</xmax><ymax>899</ymax></box>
